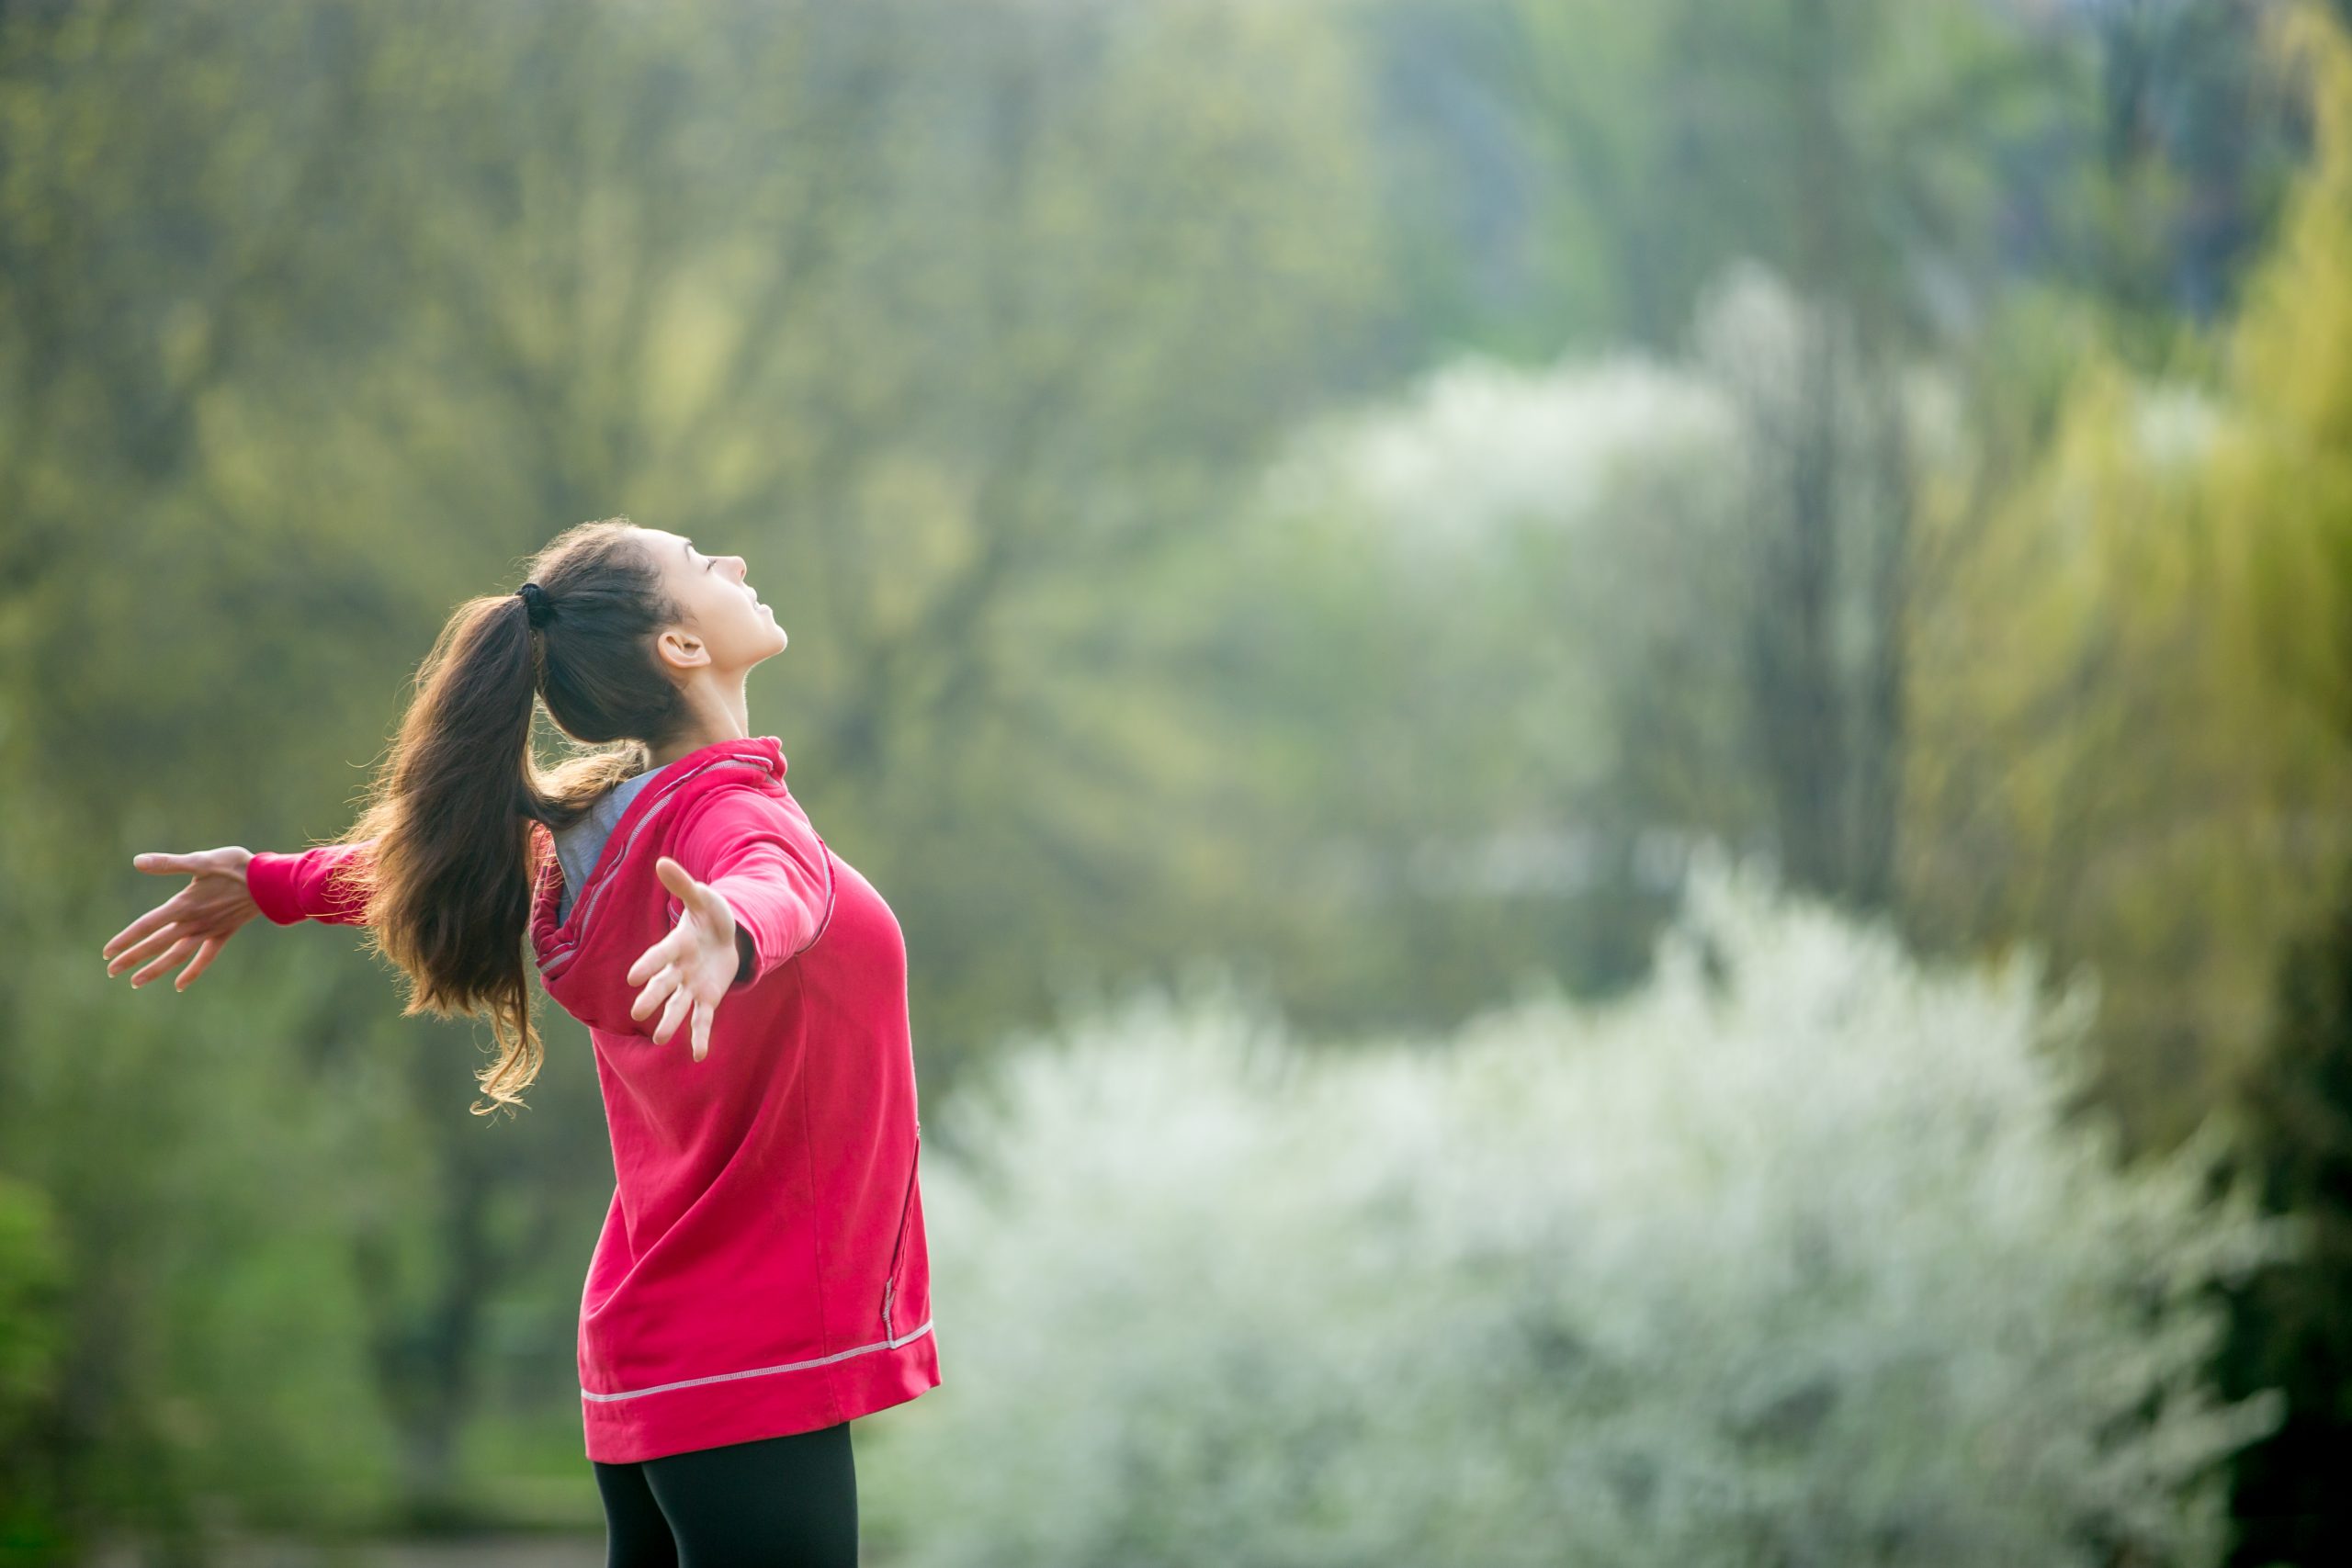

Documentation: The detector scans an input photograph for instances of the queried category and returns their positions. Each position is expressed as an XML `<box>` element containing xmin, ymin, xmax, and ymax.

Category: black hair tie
<box><xmin>516</xmin><ymin>580</ymin><xmax>554</xmax><ymax>628</ymax></box>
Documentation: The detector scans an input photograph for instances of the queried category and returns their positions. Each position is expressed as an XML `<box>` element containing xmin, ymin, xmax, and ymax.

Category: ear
<box><xmin>654</xmin><ymin>624</ymin><xmax>711</xmax><ymax>671</ymax></box>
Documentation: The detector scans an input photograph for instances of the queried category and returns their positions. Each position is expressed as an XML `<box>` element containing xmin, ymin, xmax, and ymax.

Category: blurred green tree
<box><xmin>1</xmin><ymin>0</ymin><xmax>1387</xmax><ymax>1540</ymax></box>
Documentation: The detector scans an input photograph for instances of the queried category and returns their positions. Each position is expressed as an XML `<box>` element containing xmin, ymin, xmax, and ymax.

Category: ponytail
<box><xmin>321</xmin><ymin>518</ymin><xmax>689</xmax><ymax>1116</ymax></box>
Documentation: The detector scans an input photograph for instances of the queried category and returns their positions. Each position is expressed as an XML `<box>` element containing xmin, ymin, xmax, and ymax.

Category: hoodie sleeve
<box><xmin>246</xmin><ymin>841</ymin><xmax>376</xmax><ymax>926</ymax></box>
<box><xmin>672</xmin><ymin>789</ymin><xmax>833</xmax><ymax>989</ymax></box>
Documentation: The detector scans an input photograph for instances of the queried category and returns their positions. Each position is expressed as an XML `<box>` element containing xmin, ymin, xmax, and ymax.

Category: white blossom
<box><xmin>865</xmin><ymin>849</ymin><xmax>2287</xmax><ymax>1568</ymax></box>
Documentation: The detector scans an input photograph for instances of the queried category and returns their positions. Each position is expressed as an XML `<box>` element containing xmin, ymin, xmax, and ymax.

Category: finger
<box><xmin>130</xmin><ymin>935</ymin><xmax>198</xmax><ymax>989</ymax></box>
<box><xmin>691</xmin><ymin>997</ymin><xmax>714</xmax><ymax>1063</ymax></box>
<box><xmin>104</xmin><ymin>901</ymin><xmax>187</xmax><ymax>961</ymax></box>
<box><xmin>109</xmin><ymin>911</ymin><xmax>202</xmax><ymax>973</ymax></box>
<box><xmin>175</xmin><ymin>935</ymin><xmax>225</xmax><ymax>991</ymax></box>
<box><xmin>630</xmin><ymin>964</ymin><xmax>681</xmax><ymax>1023</ymax></box>
<box><xmin>652</xmin><ymin>984</ymin><xmax>695</xmax><ymax>1047</ymax></box>
<box><xmin>627</xmin><ymin>930</ymin><xmax>685</xmax><ymax>988</ymax></box>
<box><xmin>108</xmin><ymin>921</ymin><xmax>184</xmax><ymax>976</ymax></box>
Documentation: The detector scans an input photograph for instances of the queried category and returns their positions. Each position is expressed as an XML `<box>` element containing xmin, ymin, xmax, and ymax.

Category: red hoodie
<box><xmin>245</xmin><ymin>734</ymin><xmax>939</xmax><ymax>1462</ymax></box>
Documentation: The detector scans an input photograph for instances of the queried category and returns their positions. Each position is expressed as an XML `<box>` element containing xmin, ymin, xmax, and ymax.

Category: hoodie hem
<box><xmin>580</xmin><ymin>1327</ymin><xmax>942</xmax><ymax>1464</ymax></box>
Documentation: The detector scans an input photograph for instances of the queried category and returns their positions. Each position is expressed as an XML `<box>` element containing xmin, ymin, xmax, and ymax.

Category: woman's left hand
<box><xmin>103</xmin><ymin>847</ymin><xmax>264</xmax><ymax>991</ymax></box>
<box><xmin>627</xmin><ymin>855</ymin><xmax>752</xmax><ymax>1063</ymax></box>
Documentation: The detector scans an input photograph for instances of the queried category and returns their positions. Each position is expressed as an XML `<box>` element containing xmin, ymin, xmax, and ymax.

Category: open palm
<box><xmin>101</xmin><ymin>847</ymin><xmax>263</xmax><ymax>992</ymax></box>
<box><xmin>628</xmin><ymin>855</ymin><xmax>750</xmax><ymax>1063</ymax></box>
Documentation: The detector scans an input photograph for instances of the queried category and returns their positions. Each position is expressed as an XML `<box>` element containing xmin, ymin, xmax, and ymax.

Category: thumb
<box><xmin>657</xmin><ymin>856</ymin><xmax>733</xmax><ymax>929</ymax></box>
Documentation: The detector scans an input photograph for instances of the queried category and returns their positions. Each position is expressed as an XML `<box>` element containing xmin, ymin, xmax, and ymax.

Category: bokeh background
<box><xmin>8</xmin><ymin>0</ymin><xmax>2352</xmax><ymax>1562</ymax></box>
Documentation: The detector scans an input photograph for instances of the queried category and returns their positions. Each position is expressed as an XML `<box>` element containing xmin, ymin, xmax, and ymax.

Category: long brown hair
<box><xmin>328</xmin><ymin>517</ymin><xmax>692</xmax><ymax>1116</ymax></box>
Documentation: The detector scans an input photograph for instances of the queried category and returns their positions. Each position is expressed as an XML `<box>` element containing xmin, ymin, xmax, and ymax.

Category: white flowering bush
<box><xmin>862</xmin><ymin>851</ymin><xmax>2287</xmax><ymax>1568</ymax></box>
<box><xmin>1259</xmin><ymin>352</ymin><xmax>1742</xmax><ymax>561</ymax></box>
<box><xmin>1242</xmin><ymin>265</ymin><xmax>1973</xmax><ymax>841</ymax></box>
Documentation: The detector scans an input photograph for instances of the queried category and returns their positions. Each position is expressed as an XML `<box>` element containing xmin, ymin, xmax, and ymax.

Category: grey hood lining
<box><xmin>553</xmin><ymin>771</ymin><xmax>657</xmax><ymax>925</ymax></box>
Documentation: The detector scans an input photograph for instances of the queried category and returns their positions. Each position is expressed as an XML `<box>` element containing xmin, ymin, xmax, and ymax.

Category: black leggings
<box><xmin>593</xmin><ymin>1419</ymin><xmax>857</xmax><ymax>1568</ymax></box>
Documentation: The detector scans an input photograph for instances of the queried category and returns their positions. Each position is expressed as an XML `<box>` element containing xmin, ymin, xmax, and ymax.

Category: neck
<box><xmin>648</xmin><ymin>678</ymin><xmax>754</xmax><ymax>769</ymax></box>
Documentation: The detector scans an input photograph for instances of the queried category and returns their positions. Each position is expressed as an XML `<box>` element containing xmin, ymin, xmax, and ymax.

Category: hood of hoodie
<box><xmin>529</xmin><ymin>733</ymin><xmax>788</xmax><ymax>1037</ymax></box>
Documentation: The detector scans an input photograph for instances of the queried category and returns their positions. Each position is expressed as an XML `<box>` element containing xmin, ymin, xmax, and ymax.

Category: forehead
<box><xmin>638</xmin><ymin>526</ymin><xmax>693</xmax><ymax>558</ymax></box>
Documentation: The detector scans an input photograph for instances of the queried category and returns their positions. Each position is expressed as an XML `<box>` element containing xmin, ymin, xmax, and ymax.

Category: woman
<box><xmin>98</xmin><ymin>516</ymin><xmax>937</xmax><ymax>1567</ymax></box>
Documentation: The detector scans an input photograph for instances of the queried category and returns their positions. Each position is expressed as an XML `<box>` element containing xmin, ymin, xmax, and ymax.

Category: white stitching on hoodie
<box><xmin>580</xmin><ymin>1319</ymin><xmax>934</xmax><ymax>1403</ymax></box>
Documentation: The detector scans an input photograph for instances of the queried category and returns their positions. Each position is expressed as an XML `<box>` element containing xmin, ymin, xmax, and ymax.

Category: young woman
<box><xmin>98</xmin><ymin>517</ymin><xmax>938</xmax><ymax>1567</ymax></box>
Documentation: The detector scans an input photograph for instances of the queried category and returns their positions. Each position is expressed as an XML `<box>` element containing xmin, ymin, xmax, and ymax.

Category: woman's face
<box><xmin>639</xmin><ymin>525</ymin><xmax>788</xmax><ymax>672</ymax></box>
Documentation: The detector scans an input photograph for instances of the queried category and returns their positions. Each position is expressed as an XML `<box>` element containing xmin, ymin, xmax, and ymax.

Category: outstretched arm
<box><xmin>623</xmin><ymin>795</ymin><xmax>833</xmax><ymax>1061</ymax></box>
<box><xmin>672</xmin><ymin>793</ymin><xmax>832</xmax><ymax>992</ymax></box>
<box><xmin>103</xmin><ymin>840</ymin><xmax>378</xmax><ymax>993</ymax></box>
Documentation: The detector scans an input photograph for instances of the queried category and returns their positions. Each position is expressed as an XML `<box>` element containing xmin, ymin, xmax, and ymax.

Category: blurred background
<box><xmin>7</xmin><ymin>0</ymin><xmax>2352</xmax><ymax>1562</ymax></box>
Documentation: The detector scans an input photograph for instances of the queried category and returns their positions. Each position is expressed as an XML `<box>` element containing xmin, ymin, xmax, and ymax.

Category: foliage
<box><xmin>1888</xmin><ymin>3</ymin><xmax>2352</xmax><ymax>1152</ymax></box>
<box><xmin>0</xmin><ymin>0</ymin><xmax>1385</xmax><ymax>1539</ymax></box>
<box><xmin>1351</xmin><ymin>0</ymin><xmax>2298</xmax><ymax>361</ymax></box>
<box><xmin>0</xmin><ymin>913</ymin><xmax>409</xmax><ymax>1557</ymax></box>
<box><xmin>1901</xmin><ymin>349</ymin><xmax>2338</xmax><ymax>1148</ymax></box>
<box><xmin>864</xmin><ymin>852</ymin><xmax>2288</xmax><ymax>1568</ymax></box>
<box><xmin>1234</xmin><ymin>261</ymin><xmax>1963</xmax><ymax>995</ymax></box>
<box><xmin>0</xmin><ymin>1175</ymin><xmax>66</xmax><ymax>1566</ymax></box>
<box><xmin>2217</xmin><ymin>863</ymin><xmax>2352</xmax><ymax>1568</ymax></box>
<box><xmin>2193</xmin><ymin>7</ymin><xmax>2352</xmax><ymax>1561</ymax></box>
<box><xmin>0</xmin><ymin>0</ymin><xmax>2336</xmax><ymax>1551</ymax></box>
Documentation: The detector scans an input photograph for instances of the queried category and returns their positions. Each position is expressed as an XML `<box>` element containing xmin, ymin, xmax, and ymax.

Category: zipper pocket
<box><xmin>880</xmin><ymin>1122</ymin><xmax>921</xmax><ymax>1342</ymax></box>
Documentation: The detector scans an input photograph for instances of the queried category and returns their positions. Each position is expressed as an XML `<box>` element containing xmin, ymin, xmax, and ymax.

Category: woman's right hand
<box><xmin>102</xmin><ymin>848</ymin><xmax>265</xmax><ymax>992</ymax></box>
